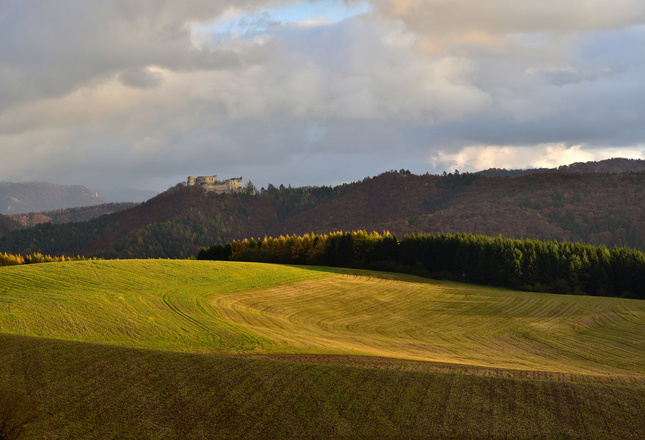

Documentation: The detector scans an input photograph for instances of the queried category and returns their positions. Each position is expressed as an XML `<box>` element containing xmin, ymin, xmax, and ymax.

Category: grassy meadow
<box><xmin>1</xmin><ymin>260</ymin><xmax>645</xmax><ymax>438</ymax></box>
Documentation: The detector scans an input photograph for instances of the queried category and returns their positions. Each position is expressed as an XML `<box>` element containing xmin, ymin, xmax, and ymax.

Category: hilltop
<box><xmin>475</xmin><ymin>157</ymin><xmax>645</xmax><ymax>177</ymax></box>
<box><xmin>271</xmin><ymin>169</ymin><xmax>645</xmax><ymax>247</ymax></box>
<box><xmin>1</xmin><ymin>159</ymin><xmax>645</xmax><ymax>258</ymax></box>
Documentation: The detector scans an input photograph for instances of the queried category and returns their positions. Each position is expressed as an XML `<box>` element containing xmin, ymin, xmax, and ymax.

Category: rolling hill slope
<box><xmin>3</xmin><ymin>333</ymin><xmax>644</xmax><ymax>439</ymax></box>
<box><xmin>1</xmin><ymin>259</ymin><xmax>644</xmax><ymax>438</ymax></box>
<box><xmin>2</xmin><ymin>260</ymin><xmax>644</xmax><ymax>376</ymax></box>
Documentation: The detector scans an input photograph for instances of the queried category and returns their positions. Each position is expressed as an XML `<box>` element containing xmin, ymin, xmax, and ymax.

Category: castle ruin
<box><xmin>187</xmin><ymin>175</ymin><xmax>244</xmax><ymax>194</ymax></box>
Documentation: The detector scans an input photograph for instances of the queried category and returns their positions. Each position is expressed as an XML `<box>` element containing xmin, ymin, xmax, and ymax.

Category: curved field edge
<box><xmin>2</xmin><ymin>334</ymin><xmax>645</xmax><ymax>440</ymax></box>
<box><xmin>1</xmin><ymin>260</ymin><xmax>645</xmax><ymax>376</ymax></box>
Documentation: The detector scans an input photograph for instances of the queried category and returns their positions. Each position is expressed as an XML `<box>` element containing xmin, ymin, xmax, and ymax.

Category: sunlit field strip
<box><xmin>0</xmin><ymin>260</ymin><xmax>328</xmax><ymax>351</ymax></box>
<box><xmin>208</xmin><ymin>273</ymin><xmax>645</xmax><ymax>375</ymax></box>
<box><xmin>1</xmin><ymin>260</ymin><xmax>644</xmax><ymax>377</ymax></box>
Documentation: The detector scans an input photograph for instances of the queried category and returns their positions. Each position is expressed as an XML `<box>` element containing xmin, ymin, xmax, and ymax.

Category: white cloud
<box><xmin>0</xmin><ymin>0</ymin><xmax>644</xmax><ymax>193</ymax></box>
<box><xmin>370</xmin><ymin>0</ymin><xmax>645</xmax><ymax>54</ymax></box>
<box><xmin>432</xmin><ymin>144</ymin><xmax>645</xmax><ymax>172</ymax></box>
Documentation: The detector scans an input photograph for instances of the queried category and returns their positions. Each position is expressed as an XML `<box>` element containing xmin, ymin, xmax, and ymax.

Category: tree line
<box><xmin>0</xmin><ymin>252</ymin><xmax>90</xmax><ymax>267</ymax></box>
<box><xmin>198</xmin><ymin>231</ymin><xmax>645</xmax><ymax>299</ymax></box>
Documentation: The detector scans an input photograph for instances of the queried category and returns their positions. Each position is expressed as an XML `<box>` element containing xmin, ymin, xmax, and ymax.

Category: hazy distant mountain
<box><xmin>476</xmin><ymin>157</ymin><xmax>645</xmax><ymax>177</ymax></box>
<box><xmin>0</xmin><ymin>213</ymin><xmax>21</xmax><ymax>238</ymax></box>
<box><xmin>2</xmin><ymin>160</ymin><xmax>645</xmax><ymax>258</ymax></box>
<box><xmin>9</xmin><ymin>202</ymin><xmax>139</xmax><ymax>228</ymax></box>
<box><xmin>0</xmin><ymin>182</ymin><xmax>110</xmax><ymax>214</ymax></box>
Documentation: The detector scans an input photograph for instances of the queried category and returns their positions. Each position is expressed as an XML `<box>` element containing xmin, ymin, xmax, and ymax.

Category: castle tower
<box><xmin>187</xmin><ymin>174</ymin><xmax>243</xmax><ymax>193</ymax></box>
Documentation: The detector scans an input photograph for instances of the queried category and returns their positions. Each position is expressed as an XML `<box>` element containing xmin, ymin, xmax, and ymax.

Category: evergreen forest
<box><xmin>199</xmin><ymin>231</ymin><xmax>645</xmax><ymax>300</ymax></box>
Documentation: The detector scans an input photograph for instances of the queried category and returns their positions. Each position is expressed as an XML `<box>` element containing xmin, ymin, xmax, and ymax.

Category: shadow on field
<box><xmin>1</xmin><ymin>334</ymin><xmax>644</xmax><ymax>439</ymax></box>
<box><xmin>285</xmin><ymin>264</ymin><xmax>449</xmax><ymax>285</ymax></box>
<box><xmin>0</xmin><ymin>381</ymin><xmax>37</xmax><ymax>440</ymax></box>
<box><xmin>234</xmin><ymin>353</ymin><xmax>645</xmax><ymax>386</ymax></box>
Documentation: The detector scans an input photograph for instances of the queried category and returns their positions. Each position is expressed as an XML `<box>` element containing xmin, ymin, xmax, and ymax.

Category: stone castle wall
<box><xmin>187</xmin><ymin>175</ymin><xmax>244</xmax><ymax>194</ymax></box>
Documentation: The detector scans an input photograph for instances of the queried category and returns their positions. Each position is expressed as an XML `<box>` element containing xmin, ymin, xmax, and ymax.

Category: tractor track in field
<box><xmin>162</xmin><ymin>289</ymin><xmax>210</xmax><ymax>332</ymax></box>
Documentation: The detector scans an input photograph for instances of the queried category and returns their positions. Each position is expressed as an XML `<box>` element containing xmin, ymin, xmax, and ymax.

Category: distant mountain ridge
<box><xmin>0</xmin><ymin>182</ymin><xmax>110</xmax><ymax>214</ymax></box>
<box><xmin>9</xmin><ymin>202</ymin><xmax>139</xmax><ymax>228</ymax></box>
<box><xmin>1</xmin><ymin>158</ymin><xmax>645</xmax><ymax>258</ymax></box>
<box><xmin>476</xmin><ymin>157</ymin><xmax>645</xmax><ymax>177</ymax></box>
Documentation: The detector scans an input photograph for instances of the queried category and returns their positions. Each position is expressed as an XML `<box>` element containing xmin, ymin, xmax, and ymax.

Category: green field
<box><xmin>1</xmin><ymin>260</ymin><xmax>645</xmax><ymax>438</ymax></box>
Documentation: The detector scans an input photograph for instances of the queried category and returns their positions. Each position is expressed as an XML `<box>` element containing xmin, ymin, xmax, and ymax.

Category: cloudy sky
<box><xmin>1</xmin><ymin>0</ymin><xmax>645</xmax><ymax>198</ymax></box>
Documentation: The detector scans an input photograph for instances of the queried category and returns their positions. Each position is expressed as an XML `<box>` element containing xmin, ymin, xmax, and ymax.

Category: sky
<box><xmin>1</xmin><ymin>0</ymin><xmax>645</xmax><ymax>199</ymax></box>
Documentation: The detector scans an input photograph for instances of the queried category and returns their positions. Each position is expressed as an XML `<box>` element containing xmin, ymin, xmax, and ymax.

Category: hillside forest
<box><xmin>1</xmin><ymin>167</ymin><xmax>645</xmax><ymax>259</ymax></box>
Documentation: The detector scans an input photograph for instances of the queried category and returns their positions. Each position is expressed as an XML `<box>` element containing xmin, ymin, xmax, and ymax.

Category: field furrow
<box><xmin>1</xmin><ymin>260</ymin><xmax>645</xmax><ymax>378</ymax></box>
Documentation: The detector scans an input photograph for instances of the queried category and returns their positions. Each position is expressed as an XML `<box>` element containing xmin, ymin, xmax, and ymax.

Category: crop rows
<box><xmin>1</xmin><ymin>334</ymin><xmax>644</xmax><ymax>439</ymax></box>
<box><xmin>2</xmin><ymin>260</ymin><xmax>645</xmax><ymax>376</ymax></box>
<box><xmin>2</xmin><ymin>260</ymin><xmax>645</xmax><ymax>438</ymax></box>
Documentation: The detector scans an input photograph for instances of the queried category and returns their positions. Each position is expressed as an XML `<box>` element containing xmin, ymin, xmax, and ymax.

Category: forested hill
<box><xmin>271</xmin><ymin>170</ymin><xmax>645</xmax><ymax>249</ymax></box>
<box><xmin>0</xmin><ymin>181</ymin><xmax>110</xmax><ymax>214</ymax></box>
<box><xmin>0</xmin><ymin>214</ymin><xmax>21</xmax><ymax>238</ymax></box>
<box><xmin>1</xmin><ymin>168</ymin><xmax>645</xmax><ymax>258</ymax></box>
<box><xmin>476</xmin><ymin>157</ymin><xmax>645</xmax><ymax>177</ymax></box>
